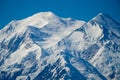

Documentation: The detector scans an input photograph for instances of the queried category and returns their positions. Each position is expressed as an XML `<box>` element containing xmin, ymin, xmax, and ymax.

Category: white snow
<box><xmin>2</xmin><ymin>43</ymin><xmax>41</xmax><ymax>69</ymax></box>
<box><xmin>84</xmin><ymin>21</ymin><xmax>103</xmax><ymax>41</ymax></box>
<box><xmin>90</xmin><ymin>46</ymin><xmax>105</xmax><ymax>63</ymax></box>
<box><xmin>0</xmin><ymin>12</ymin><xmax>120</xmax><ymax>80</ymax></box>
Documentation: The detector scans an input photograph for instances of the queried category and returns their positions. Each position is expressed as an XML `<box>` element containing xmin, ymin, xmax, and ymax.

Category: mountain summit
<box><xmin>0</xmin><ymin>12</ymin><xmax>120</xmax><ymax>80</ymax></box>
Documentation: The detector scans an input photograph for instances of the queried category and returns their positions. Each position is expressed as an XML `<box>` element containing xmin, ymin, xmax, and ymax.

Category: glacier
<box><xmin>0</xmin><ymin>12</ymin><xmax>120</xmax><ymax>80</ymax></box>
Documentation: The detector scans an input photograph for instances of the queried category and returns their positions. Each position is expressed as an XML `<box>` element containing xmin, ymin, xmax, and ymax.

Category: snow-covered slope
<box><xmin>0</xmin><ymin>12</ymin><xmax>120</xmax><ymax>80</ymax></box>
<box><xmin>46</xmin><ymin>13</ymin><xmax>120</xmax><ymax>80</ymax></box>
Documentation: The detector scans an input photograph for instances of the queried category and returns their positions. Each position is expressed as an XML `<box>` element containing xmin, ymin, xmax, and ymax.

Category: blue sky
<box><xmin>0</xmin><ymin>0</ymin><xmax>120</xmax><ymax>29</ymax></box>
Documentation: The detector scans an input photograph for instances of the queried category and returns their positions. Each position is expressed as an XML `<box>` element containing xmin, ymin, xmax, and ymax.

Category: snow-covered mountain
<box><xmin>0</xmin><ymin>12</ymin><xmax>120</xmax><ymax>80</ymax></box>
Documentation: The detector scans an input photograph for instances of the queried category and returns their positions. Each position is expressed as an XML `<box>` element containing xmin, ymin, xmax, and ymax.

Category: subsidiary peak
<box><xmin>92</xmin><ymin>12</ymin><xmax>112</xmax><ymax>21</ymax></box>
<box><xmin>97</xmin><ymin>12</ymin><xmax>108</xmax><ymax>17</ymax></box>
<box><xmin>88</xmin><ymin>12</ymin><xmax>120</xmax><ymax>29</ymax></box>
<box><xmin>93</xmin><ymin>12</ymin><xmax>119</xmax><ymax>24</ymax></box>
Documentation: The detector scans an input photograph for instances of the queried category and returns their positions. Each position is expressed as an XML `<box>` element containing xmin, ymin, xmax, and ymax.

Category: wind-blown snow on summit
<box><xmin>0</xmin><ymin>12</ymin><xmax>120</xmax><ymax>80</ymax></box>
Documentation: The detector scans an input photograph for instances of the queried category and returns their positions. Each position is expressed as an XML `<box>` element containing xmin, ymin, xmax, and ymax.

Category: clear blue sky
<box><xmin>0</xmin><ymin>0</ymin><xmax>120</xmax><ymax>29</ymax></box>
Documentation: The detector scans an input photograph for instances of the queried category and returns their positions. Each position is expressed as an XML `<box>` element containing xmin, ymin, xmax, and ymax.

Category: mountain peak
<box><xmin>12</xmin><ymin>11</ymin><xmax>61</xmax><ymax>29</ymax></box>
<box><xmin>21</xmin><ymin>11</ymin><xmax>59</xmax><ymax>24</ymax></box>
<box><xmin>97</xmin><ymin>12</ymin><xmax>107</xmax><ymax>16</ymax></box>
<box><xmin>27</xmin><ymin>11</ymin><xmax>57</xmax><ymax>20</ymax></box>
<box><xmin>89</xmin><ymin>12</ymin><xmax>120</xmax><ymax>28</ymax></box>
<box><xmin>92</xmin><ymin>12</ymin><xmax>110</xmax><ymax>21</ymax></box>
<box><xmin>33</xmin><ymin>11</ymin><xmax>56</xmax><ymax>17</ymax></box>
